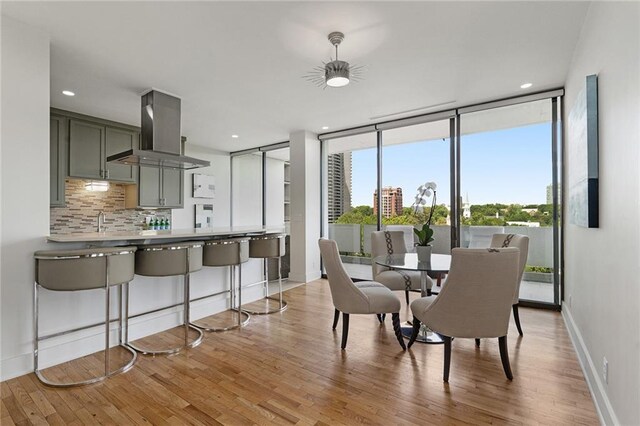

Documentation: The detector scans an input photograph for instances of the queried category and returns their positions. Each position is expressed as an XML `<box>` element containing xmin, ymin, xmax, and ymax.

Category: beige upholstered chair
<box><xmin>319</xmin><ymin>239</ymin><xmax>406</xmax><ymax>350</ymax></box>
<box><xmin>371</xmin><ymin>230</ymin><xmax>433</xmax><ymax>304</ymax></box>
<box><xmin>490</xmin><ymin>233</ymin><xmax>529</xmax><ymax>336</ymax></box>
<box><xmin>408</xmin><ymin>247</ymin><xmax>521</xmax><ymax>381</ymax></box>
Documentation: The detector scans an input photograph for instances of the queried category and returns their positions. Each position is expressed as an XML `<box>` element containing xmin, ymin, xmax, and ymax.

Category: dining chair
<box><xmin>489</xmin><ymin>233</ymin><xmax>529</xmax><ymax>337</ymax></box>
<box><xmin>408</xmin><ymin>247</ymin><xmax>520</xmax><ymax>381</ymax></box>
<box><xmin>318</xmin><ymin>238</ymin><xmax>406</xmax><ymax>350</ymax></box>
<box><xmin>371</xmin><ymin>230</ymin><xmax>433</xmax><ymax>305</ymax></box>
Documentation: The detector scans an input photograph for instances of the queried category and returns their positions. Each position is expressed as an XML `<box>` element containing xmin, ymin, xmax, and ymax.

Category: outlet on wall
<box><xmin>603</xmin><ymin>357</ymin><xmax>609</xmax><ymax>384</ymax></box>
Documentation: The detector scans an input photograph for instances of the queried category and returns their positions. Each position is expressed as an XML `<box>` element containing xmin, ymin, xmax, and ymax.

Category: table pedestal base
<box><xmin>400</xmin><ymin>321</ymin><xmax>444</xmax><ymax>344</ymax></box>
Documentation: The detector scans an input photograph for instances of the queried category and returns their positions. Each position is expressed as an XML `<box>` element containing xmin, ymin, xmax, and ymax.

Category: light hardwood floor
<box><xmin>1</xmin><ymin>279</ymin><xmax>598</xmax><ymax>425</ymax></box>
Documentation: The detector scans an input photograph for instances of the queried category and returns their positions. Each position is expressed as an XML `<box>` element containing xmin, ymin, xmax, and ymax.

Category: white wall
<box><xmin>172</xmin><ymin>144</ymin><xmax>231</xmax><ymax>229</ymax></box>
<box><xmin>562</xmin><ymin>3</ymin><xmax>640</xmax><ymax>425</ymax></box>
<box><xmin>1</xmin><ymin>16</ymin><xmax>51</xmax><ymax>380</ymax></box>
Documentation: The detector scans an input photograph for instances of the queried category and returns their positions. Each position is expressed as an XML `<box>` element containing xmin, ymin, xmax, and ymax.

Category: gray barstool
<box><xmin>33</xmin><ymin>246</ymin><xmax>138</xmax><ymax>387</ymax></box>
<box><xmin>191</xmin><ymin>238</ymin><xmax>250</xmax><ymax>331</ymax></box>
<box><xmin>244</xmin><ymin>234</ymin><xmax>287</xmax><ymax>314</ymax></box>
<box><xmin>129</xmin><ymin>241</ymin><xmax>204</xmax><ymax>355</ymax></box>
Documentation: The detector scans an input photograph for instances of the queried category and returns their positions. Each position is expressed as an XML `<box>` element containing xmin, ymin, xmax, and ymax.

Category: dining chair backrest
<box><xmin>415</xmin><ymin>247</ymin><xmax>520</xmax><ymax>338</ymax></box>
<box><xmin>318</xmin><ymin>239</ymin><xmax>369</xmax><ymax>313</ymax></box>
<box><xmin>383</xmin><ymin>225</ymin><xmax>415</xmax><ymax>252</ymax></box>
<box><xmin>490</xmin><ymin>233</ymin><xmax>529</xmax><ymax>304</ymax></box>
<box><xmin>468</xmin><ymin>226</ymin><xmax>505</xmax><ymax>248</ymax></box>
<box><xmin>370</xmin><ymin>231</ymin><xmax>408</xmax><ymax>278</ymax></box>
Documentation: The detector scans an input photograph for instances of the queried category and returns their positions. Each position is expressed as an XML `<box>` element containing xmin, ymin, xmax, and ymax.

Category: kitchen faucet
<box><xmin>97</xmin><ymin>211</ymin><xmax>106</xmax><ymax>232</ymax></box>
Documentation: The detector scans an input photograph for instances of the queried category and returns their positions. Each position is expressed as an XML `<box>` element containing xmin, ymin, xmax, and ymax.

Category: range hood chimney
<box><xmin>107</xmin><ymin>90</ymin><xmax>210</xmax><ymax>170</ymax></box>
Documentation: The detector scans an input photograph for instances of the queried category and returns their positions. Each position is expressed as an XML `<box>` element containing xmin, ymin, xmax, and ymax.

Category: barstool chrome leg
<box><xmin>105</xmin><ymin>282</ymin><xmax>110</xmax><ymax>377</ymax></box>
<box><xmin>34</xmin><ymin>281</ymin><xmax>137</xmax><ymax>388</ymax></box>
<box><xmin>128</xmin><ymin>247</ymin><xmax>204</xmax><ymax>355</ymax></box>
<box><xmin>245</xmin><ymin>256</ymin><xmax>288</xmax><ymax>315</ymax></box>
<box><xmin>191</xmin><ymin>264</ymin><xmax>250</xmax><ymax>332</ymax></box>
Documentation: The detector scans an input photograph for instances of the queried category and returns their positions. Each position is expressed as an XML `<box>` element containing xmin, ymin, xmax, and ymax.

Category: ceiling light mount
<box><xmin>327</xmin><ymin>31</ymin><xmax>345</xmax><ymax>49</ymax></box>
<box><xmin>304</xmin><ymin>31</ymin><xmax>364</xmax><ymax>89</ymax></box>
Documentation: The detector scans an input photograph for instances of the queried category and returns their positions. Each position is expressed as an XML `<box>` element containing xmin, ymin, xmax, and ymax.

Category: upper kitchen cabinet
<box><xmin>50</xmin><ymin>115</ymin><xmax>67</xmax><ymax>206</ymax></box>
<box><xmin>68</xmin><ymin>119</ymin><xmax>104</xmax><ymax>180</ymax></box>
<box><xmin>132</xmin><ymin>166</ymin><xmax>183</xmax><ymax>208</ymax></box>
<box><xmin>105</xmin><ymin>127</ymin><xmax>138</xmax><ymax>182</ymax></box>
<box><xmin>65</xmin><ymin>112</ymin><xmax>138</xmax><ymax>183</ymax></box>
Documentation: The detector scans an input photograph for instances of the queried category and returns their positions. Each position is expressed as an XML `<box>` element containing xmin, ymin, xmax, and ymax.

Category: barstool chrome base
<box><xmin>243</xmin><ymin>296</ymin><xmax>288</xmax><ymax>315</ymax></box>
<box><xmin>34</xmin><ymin>345</ymin><xmax>137</xmax><ymax>388</ymax></box>
<box><xmin>190</xmin><ymin>309</ymin><xmax>250</xmax><ymax>332</ymax></box>
<box><xmin>126</xmin><ymin>325</ymin><xmax>204</xmax><ymax>356</ymax></box>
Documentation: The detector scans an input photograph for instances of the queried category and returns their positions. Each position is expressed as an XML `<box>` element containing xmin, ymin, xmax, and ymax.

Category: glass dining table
<box><xmin>373</xmin><ymin>253</ymin><xmax>451</xmax><ymax>344</ymax></box>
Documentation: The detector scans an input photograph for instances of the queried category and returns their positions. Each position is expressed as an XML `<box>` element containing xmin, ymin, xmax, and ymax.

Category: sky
<box><xmin>350</xmin><ymin>123</ymin><xmax>553</xmax><ymax>207</ymax></box>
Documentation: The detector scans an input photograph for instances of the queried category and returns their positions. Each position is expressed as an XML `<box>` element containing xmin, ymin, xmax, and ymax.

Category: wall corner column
<box><xmin>289</xmin><ymin>130</ymin><xmax>321</xmax><ymax>283</ymax></box>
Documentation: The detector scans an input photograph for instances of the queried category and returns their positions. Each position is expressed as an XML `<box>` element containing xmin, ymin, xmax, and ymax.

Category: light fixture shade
<box><xmin>325</xmin><ymin>60</ymin><xmax>350</xmax><ymax>87</ymax></box>
<box><xmin>85</xmin><ymin>181</ymin><xmax>109</xmax><ymax>192</ymax></box>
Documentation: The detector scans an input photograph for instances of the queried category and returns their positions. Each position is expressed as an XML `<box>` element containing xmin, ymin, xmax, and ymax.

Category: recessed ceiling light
<box><xmin>322</xmin><ymin>126</ymin><xmax>329</xmax><ymax>130</ymax></box>
<box><xmin>520</xmin><ymin>83</ymin><xmax>533</xmax><ymax>89</ymax></box>
<box><xmin>231</xmin><ymin>134</ymin><xmax>239</xmax><ymax>138</ymax></box>
<box><xmin>62</xmin><ymin>90</ymin><xmax>75</xmax><ymax>96</ymax></box>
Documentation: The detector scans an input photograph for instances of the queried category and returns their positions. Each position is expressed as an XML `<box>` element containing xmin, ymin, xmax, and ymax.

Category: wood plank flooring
<box><xmin>1</xmin><ymin>279</ymin><xmax>598</xmax><ymax>425</ymax></box>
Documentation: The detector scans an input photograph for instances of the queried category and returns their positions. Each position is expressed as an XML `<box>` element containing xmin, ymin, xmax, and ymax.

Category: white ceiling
<box><xmin>2</xmin><ymin>1</ymin><xmax>589</xmax><ymax>152</ymax></box>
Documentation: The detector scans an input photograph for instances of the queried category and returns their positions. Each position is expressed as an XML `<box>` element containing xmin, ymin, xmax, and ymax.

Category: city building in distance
<box><xmin>374</xmin><ymin>186</ymin><xmax>403</xmax><ymax>218</ymax></box>
<box><xmin>327</xmin><ymin>153</ymin><xmax>352</xmax><ymax>223</ymax></box>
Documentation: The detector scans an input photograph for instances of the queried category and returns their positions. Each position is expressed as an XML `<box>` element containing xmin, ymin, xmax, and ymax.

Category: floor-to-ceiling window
<box><xmin>459</xmin><ymin>99</ymin><xmax>559</xmax><ymax>304</ymax></box>
<box><xmin>231</xmin><ymin>143</ymin><xmax>291</xmax><ymax>279</ymax></box>
<box><xmin>231</xmin><ymin>150</ymin><xmax>263</xmax><ymax>227</ymax></box>
<box><xmin>381</xmin><ymin>119</ymin><xmax>452</xmax><ymax>255</ymax></box>
<box><xmin>325</xmin><ymin>132</ymin><xmax>377</xmax><ymax>272</ymax></box>
<box><xmin>321</xmin><ymin>91</ymin><xmax>562</xmax><ymax>308</ymax></box>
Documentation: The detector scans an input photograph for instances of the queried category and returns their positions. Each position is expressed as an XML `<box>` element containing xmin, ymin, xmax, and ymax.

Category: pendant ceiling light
<box><xmin>305</xmin><ymin>32</ymin><xmax>364</xmax><ymax>89</ymax></box>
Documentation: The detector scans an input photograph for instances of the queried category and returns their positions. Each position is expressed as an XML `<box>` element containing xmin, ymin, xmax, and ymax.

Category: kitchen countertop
<box><xmin>47</xmin><ymin>225</ymin><xmax>285</xmax><ymax>243</ymax></box>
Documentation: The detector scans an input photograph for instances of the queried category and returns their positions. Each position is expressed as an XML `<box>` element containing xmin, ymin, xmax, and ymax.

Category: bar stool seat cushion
<box><xmin>135</xmin><ymin>241</ymin><xmax>204</xmax><ymax>277</ymax></box>
<box><xmin>35</xmin><ymin>246</ymin><xmax>137</xmax><ymax>291</ymax></box>
<box><xmin>203</xmin><ymin>238</ymin><xmax>249</xmax><ymax>267</ymax></box>
<box><xmin>249</xmin><ymin>234</ymin><xmax>285</xmax><ymax>258</ymax></box>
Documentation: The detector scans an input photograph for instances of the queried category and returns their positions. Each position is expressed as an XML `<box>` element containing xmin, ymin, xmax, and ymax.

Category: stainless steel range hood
<box><xmin>107</xmin><ymin>90</ymin><xmax>210</xmax><ymax>170</ymax></box>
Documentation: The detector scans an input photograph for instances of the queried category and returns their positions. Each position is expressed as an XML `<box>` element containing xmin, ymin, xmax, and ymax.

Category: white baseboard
<box><xmin>0</xmin><ymin>283</ymin><xmax>266</xmax><ymax>381</ymax></box>
<box><xmin>289</xmin><ymin>271</ymin><xmax>321</xmax><ymax>284</ymax></box>
<box><xmin>562</xmin><ymin>307</ymin><xmax>618</xmax><ymax>425</ymax></box>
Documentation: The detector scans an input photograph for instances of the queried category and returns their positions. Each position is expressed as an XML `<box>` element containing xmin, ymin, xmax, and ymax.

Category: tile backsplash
<box><xmin>50</xmin><ymin>179</ymin><xmax>170</xmax><ymax>234</ymax></box>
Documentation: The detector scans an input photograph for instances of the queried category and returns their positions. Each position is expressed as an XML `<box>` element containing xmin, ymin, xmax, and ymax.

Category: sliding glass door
<box><xmin>325</xmin><ymin>132</ymin><xmax>377</xmax><ymax>280</ymax></box>
<box><xmin>459</xmin><ymin>99</ymin><xmax>560</xmax><ymax>304</ymax></box>
<box><xmin>320</xmin><ymin>92</ymin><xmax>562</xmax><ymax>307</ymax></box>
<box><xmin>381</xmin><ymin>120</ymin><xmax>452</xmax><ymax>255</ymax></box>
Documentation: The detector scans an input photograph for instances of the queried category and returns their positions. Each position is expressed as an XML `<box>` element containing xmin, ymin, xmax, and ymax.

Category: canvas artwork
<box><xmin>193</xmin><ymin>174</ymin><xmax>215</xmax><ymax>198</ymax></box>
<box><xmin>568</xmin><ymin>74</ymin><xmax>599</xmax><ymax>228</ymax></box>
<box><xmin>194</xmin><ymin>204</ymin><xmax>214</xmax><ymax>228</ymax></box>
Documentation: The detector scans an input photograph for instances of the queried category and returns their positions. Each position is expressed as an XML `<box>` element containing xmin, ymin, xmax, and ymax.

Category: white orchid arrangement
<box><xmin>412</xmin><ymin>182</ymin><xmax>437</xmax><ymax>246</ymax></box>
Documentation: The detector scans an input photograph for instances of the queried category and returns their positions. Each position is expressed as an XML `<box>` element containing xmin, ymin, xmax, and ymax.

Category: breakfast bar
<box><xmin>46</xmin><ymin>225</ymin><xmax>285</xmax><ymax>244</ymax></box>
<box><xmin>35</xmin><ymin>225</ymin><xmax>287</xmax><ymax>386</ymax></box>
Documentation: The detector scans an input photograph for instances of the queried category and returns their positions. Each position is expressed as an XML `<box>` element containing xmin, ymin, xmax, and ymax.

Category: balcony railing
<box><xmin>328</xmin><ymin>224</ymin><xmax>553</xmax><ymax>270</ymax></box>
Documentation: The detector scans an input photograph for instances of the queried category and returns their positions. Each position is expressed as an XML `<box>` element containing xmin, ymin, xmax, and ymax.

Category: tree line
<box><xmin>335</xmin><ymin>203</ymin><xmax>554</xmax><ymax>227</ymax></box>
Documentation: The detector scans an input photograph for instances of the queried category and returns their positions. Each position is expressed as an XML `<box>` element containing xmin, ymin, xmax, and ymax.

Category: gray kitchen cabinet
<box><xmin>68</xmin><ymin>117</ymin><xmax>137</xmax><ymax>182</ymax></box>
<box><xmin>50</xmin><ymin>115</ymin><xmax>67</xmax><ymax>206</ymax></box>
<box><xmin>162</xmin><ymin>168</ymin><xmax>183</xmax><ymax>207</ymax></box>
<box><xmin>105</xmin><ymin>127</ymin><xmax>137</xmax><ymax>182</ymax></box>
<box><xmin>68</xmin><ymin>119</ymin><xmax>104</xmax><ymax>180</ymax></box>
<box><xmin>136</xmin><ymin>166</ymin><xmax>183</xmax><ymax>208</ymax></box>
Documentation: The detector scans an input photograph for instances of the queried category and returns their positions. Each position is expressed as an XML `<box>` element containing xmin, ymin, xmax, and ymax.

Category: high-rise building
<box><xmin>373</xmin><ymin>187</ymin><xmax>403</xmax><ymax>218</ymax></box>
<box><xmin>327</xmin><ymin>153</ymin><xmax>352</xmax><ymax>223</ymax></box>
<box><xmin>546</xmin><ymin>184</ymin><xmax>560</xmax><ymax>205</ymax></box>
